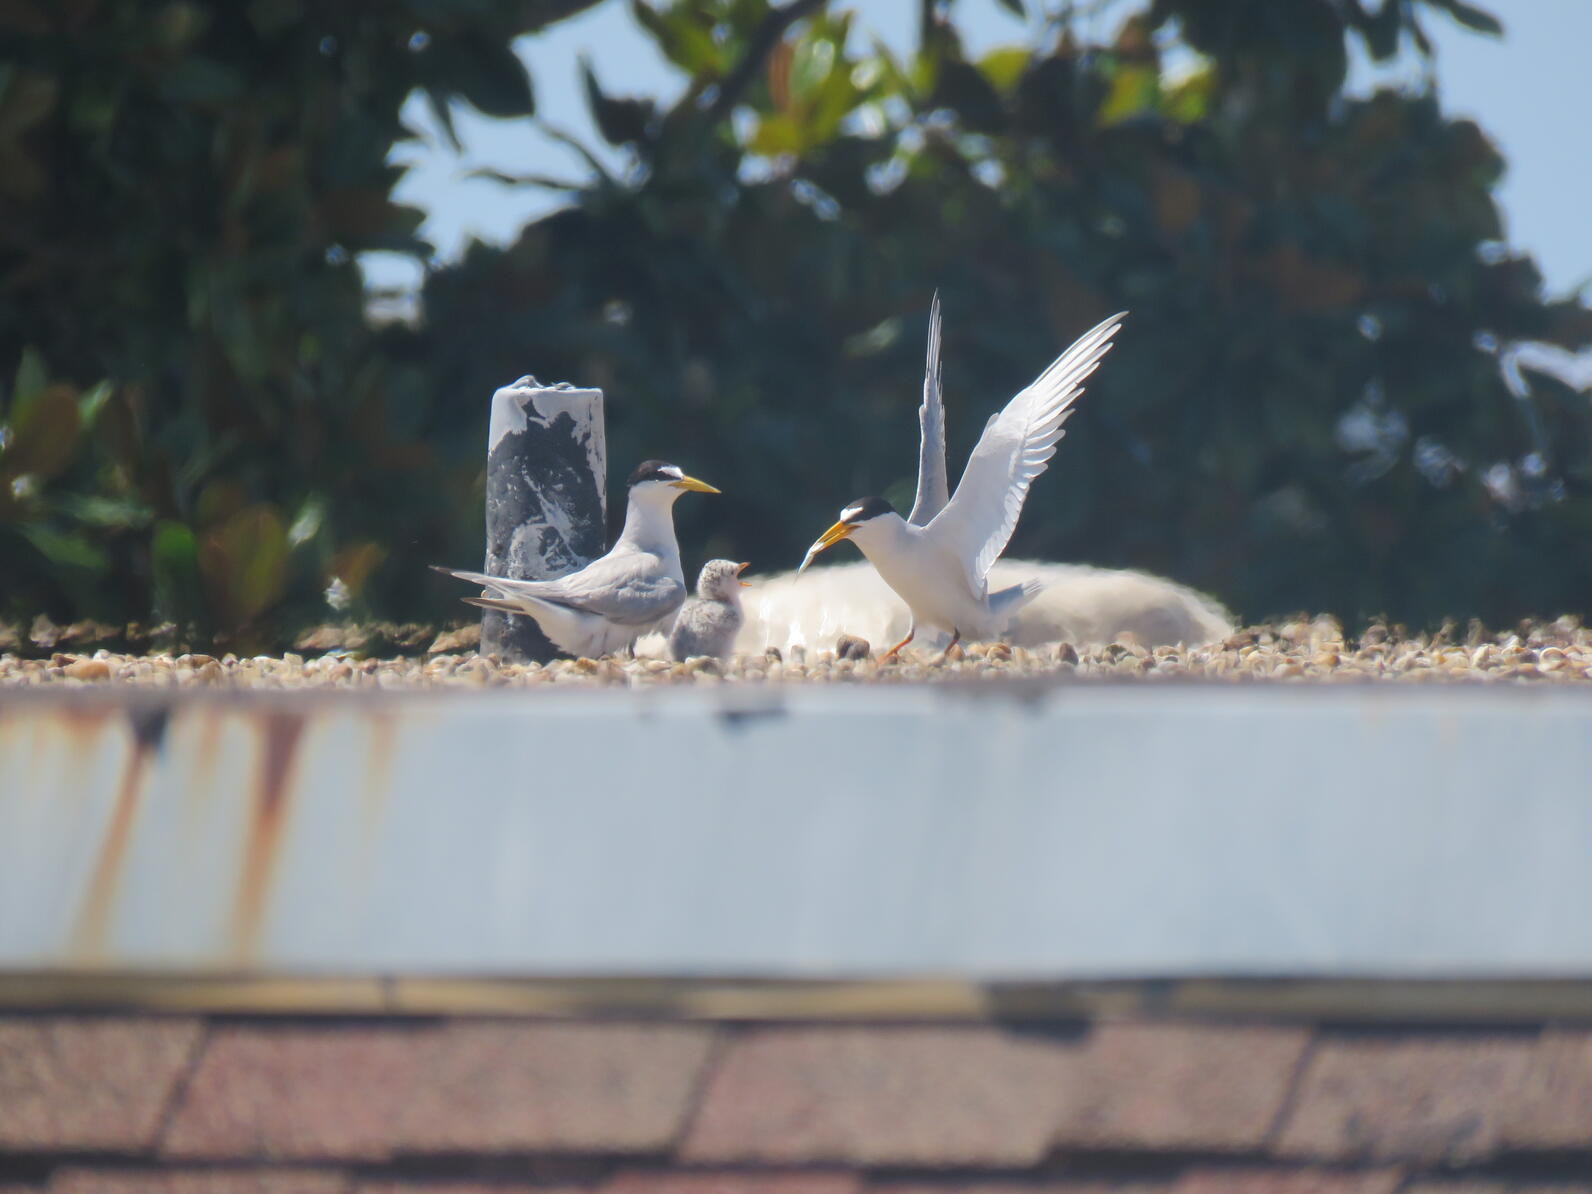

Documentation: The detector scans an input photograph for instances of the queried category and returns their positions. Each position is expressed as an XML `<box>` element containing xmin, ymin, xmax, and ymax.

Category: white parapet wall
<box><xmin>1</xmin><ymin>681</ymin><xmax>1590</xmax><ymax>978</ymax></box>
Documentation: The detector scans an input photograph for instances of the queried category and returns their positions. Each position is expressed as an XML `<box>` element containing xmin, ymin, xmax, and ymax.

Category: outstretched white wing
<box><xmin>925</xmin><ymin>311</ymin><xmax>1125</xmax><ymax>592</ymax></box>
<box><xmin>907</xmin><ymin>291</ymin><xmax>948</xmax><ymax>526</ymax></box>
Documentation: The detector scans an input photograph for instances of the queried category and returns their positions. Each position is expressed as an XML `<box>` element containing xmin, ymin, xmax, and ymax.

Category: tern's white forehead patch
<box><xmin>663</xmin><ymin>465</ymin><xmax>684</xmax><ymax>480</ymax></box>
<box><xmin>841</xmin><ymin>504</ymin><xmax>865</xmax><ymax>523</ymax></box>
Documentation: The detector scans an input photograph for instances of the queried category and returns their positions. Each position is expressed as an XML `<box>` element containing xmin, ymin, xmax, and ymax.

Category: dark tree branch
<box><xmin>705</xmin><ymin>0</ymin><xmax>829</xmax><ymax>123</ymax></box>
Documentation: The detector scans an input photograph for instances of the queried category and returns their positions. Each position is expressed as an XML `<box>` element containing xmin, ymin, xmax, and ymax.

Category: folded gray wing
<box><xmin>907</xmin><ymin>291</ymin><xmax>949</xmax><ymax>526</ymax></box>
<box><xmin>447</xmin><ymin>554</ymin><xmax>685</xmax><ymax>627</ymax></box>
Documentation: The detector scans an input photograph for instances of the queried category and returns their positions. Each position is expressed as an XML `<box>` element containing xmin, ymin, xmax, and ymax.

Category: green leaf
<box><xmin>842</xmin><ymin>315</ymin><xmax>901</xmax><ymax>357</ymax></box>
<box><xmin>933</xmin><ymin>58</ymin><xmax>1006</xmax><ymax>134</ymax></box>
<box><xmin>1098</xmin><ymin>63</ymin><xmax>1158</xmax><ymax>126</ymax></box>
<box><xmin>630</xmin><ymin>0</ymin><xmax>723</xmax><ymax>76</ymax></box>
<box><xmin>1163</xmin><ymin>64</ymin><xmax>1215</xmax><ymax>124</ymax></box>
<box><xmin>869</xmin><ymin>38</ymin><xmax>919</xmax><ymax>101</ymax></box>
<box><xmin>746</xmin><ymin>112</ymin><xmax>803</xmax><ymax>156</ymax></box>
<box><xmin>152</xmin><ymin>519</ymin><xmax>201</xmax><ymax>625</ymax></box>
<box><xmin>3</xmin><ymin>384</ymin><xmax>80</xmax><ymax>482</ymax></box>
<box><xmin>581</xmin><ymin>56</ymin><xmax>653</xmax><ymax>146</ymax></box>
<box><xmin>456</xmin><ymin>34</ymin><xmax>536</xmax><ymax>117</ymax></box>
<box><xmin>11</xmin><ymin>346</ymin><xmax>46</xmax><ymax>412</ymax></box>
<box><xmin>288</xmin><ymin>496</ymin><xmax>325</xmax><ymax>546</ymax></box>
<box><xmin>978</xmin><ymin>46</ymin><xmax>1030</xmax><ymax>95</ymax></box>
<box><xmin>1431</xmin><ymin>0</ymin><xmax>1503</xmax><ymax>37</ymax></box>
<box><xmin>810</xmin><ymin>66</ymin><xmax>863</xmax><ymax>142</ymax></box>
<box><xmin>790</xmin><ymin>35</ymin><xmax>836</xmax><ymax>106</ymax></box>
<box><xmin>20</xmin><ymin>524</ymin><xmax>110</xmax><ymax>574</ymax></box>
<box><xmin>421</xmin><ymin>33</ymin><xmax>535</xmax><ymax>118</ymax></box>
<box><xmin>51</xmin><ymin>493</ymin><xmax>153</xmax><ymax>528</ymax></box>
<box><xmin>77</xmin><ymin>380</ymin><xmax>113</xmax><ymax>426</ymax></box>
<box><xmin>199</xmin><ymin>503</ymin><xmax>290</xmax><ymax>628</ymax></box>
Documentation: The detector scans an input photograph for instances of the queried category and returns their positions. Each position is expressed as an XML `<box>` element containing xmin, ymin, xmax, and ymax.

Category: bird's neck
<box><xmin>852</xmin><ymin>515</ymin><xmax>915</xmax><ymax>562</ymax></box>
<box><xmin>615</xmin><ymin>488</ymin><xmax>682</xmax><ymax>558</ymax></box>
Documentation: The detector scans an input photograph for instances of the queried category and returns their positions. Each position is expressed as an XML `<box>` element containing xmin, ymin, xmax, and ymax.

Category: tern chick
<box><xmin>436</xmin><ymin>460</ymin><xmax>719</xmax><ymax>658</ymax></box>
<box><xmin>668</xmin><ymin>559</ymin><xmax>749</xmax><ymax>662</ymax></box>
<box><xmin>799</xmin><ymin>296</ymin><xmax>1125</xmax><ymax>660</ymax></box>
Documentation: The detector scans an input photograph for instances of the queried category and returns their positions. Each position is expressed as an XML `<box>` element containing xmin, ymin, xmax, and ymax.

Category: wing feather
<box><xmin>925</xmin><ymin>311</ymin><xmax>1125</xmax><ymax>592</ymax></box>
<box><xmin>438</xmin><ymin>557</ymin><xmax>683</xmax><ymax>627</ymax></box>
<box><xmin>907</xmin><ymin>291</ymin><xmax>949</xmax><ymax>526</ymax></box>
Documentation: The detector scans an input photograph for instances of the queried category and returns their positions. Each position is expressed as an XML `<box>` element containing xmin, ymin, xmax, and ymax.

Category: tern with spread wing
<box><xmin>436</xmin><ymin>460</ymin><xmax>719</xmax><ymax>658</ymax></box>
<box><xmin>798</xmin><ymin>296</ymin><xmax>1125</xmax><ymax>659</ymax></box>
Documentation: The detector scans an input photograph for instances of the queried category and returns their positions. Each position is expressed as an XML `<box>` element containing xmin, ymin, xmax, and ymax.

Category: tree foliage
<box><xmin>414</xmin><ymin>0</ymin><xmax>1592</xmax><ymax>626</ymax></box>
<box><xmin>2</xmin><ymin>0</ymin><xmax>1589</xmax><ymax>642</ymax></box>
<box><xmin>0</xmin><ymin>0</ymin><xmax>592</xmax><ymax>641</ymax></box>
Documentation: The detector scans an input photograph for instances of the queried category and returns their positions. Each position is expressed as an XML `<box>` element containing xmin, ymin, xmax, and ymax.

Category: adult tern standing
<box><xmin>799</xmin><ymin>297</ymin><xmax>1125</xmax><ymax>659</ymax></box>
<box><xmin>437</xmin><ymin>460</ymin><xmax>719</xmax><ymax>658</ymax></box>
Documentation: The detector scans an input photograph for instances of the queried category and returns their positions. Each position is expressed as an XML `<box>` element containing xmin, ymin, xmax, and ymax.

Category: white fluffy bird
<box><xmin>668</xmin><ymin>559</ymin><xmax>750</xmax><ymax>662</ymax></box>
<box><xmin>799</xmin><ymin>296</ymin><xmax>1125</xmax><ymax>659</ymax></box>
<box><xmin>437</xmin><ymin>460</ymin><xmax>719</xmax><ymax>658</ymax></box>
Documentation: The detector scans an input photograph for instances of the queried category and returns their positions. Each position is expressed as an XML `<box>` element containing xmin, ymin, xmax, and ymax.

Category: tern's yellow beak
<box><xmin>812</xmin><ymin>520</ymin><xmax>855</xmax><ymax>552</ymax></box>
<box><xmin>797</xmin><ymin>520</ymin><xmax>854</xmax><ymax>574</ymax></box>
<box><xmin>737</xmin><ymin>561</ymin><xmax>752</xmax><ymax>587</ymax></box>
<box><xmin>670</xmin><ymin>474</ymin><xmax>720</xmax><ymax>494</ymax></box>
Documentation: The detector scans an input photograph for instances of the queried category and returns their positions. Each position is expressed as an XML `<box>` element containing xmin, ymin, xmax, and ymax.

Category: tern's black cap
<box><xmin>840</xmin><ymin>496</ymin><xmax>895</xmax><ymax>523</ymax></box>
<box><xmin>628</xmin><ymin>460</ymin><xmax>683</xmax><ymax>486</ymax></box>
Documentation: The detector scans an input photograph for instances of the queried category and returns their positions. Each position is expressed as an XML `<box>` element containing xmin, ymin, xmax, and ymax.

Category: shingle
<box><xmin>49</xmin><ymin>1170</ymin><xmax>348</xmax><ymax>1194</ymax></box>
<box><xmin>0</xmin><ymin>1017</ymin><xmax>203</xmax><ymax>1150</ymax></box>
<box><xmin>681</xmin><ymin>1026</ymin><xmax>1083</xmax><ymax>1166</ymax></box>
<box><xmin>1053</xmin><ymin>1024</ymin><xmax>1311</xmax><ymax>1150</ymax></box>
<box><xmin>1175</xmin><ymin>1168</ymin><xmax>1402</xmax><ymax>1194</ymax></box>
<box><xmin>161</xmin><ymin>1025</ymin><xmax>433</xmax><ymax>1160</ymax></box>
<box><xmin>1273</xmin><ymin>1035</ymin><xmax>1538</xmax><ymax>1163</ymax></box>
<box><xmin>607</xmin><ymin>1174</ymin><xmax>862</xmax><ymax>1194</ymax></box>
<box><xmin>398</xmin><ymin>1022</ymin><xmax>717</xmax><ymax>1153</ymax></box>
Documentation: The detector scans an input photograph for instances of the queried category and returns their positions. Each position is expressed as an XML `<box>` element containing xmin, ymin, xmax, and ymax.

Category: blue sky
<box><xmin>364</xmin><ymin>0</ymin><xmax>1591</xmax><ymax>329</ymax></box>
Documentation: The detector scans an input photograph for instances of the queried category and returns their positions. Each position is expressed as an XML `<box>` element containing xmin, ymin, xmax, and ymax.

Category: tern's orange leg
<box><xmin>881</xmin><ymin>627</ymin><xmax>916</xmax><ymax>662</ymax></box>
<box><xmin>937</xmin><ymin>628</ymin><xmax>962</xmax><ymax>664</ymax></box>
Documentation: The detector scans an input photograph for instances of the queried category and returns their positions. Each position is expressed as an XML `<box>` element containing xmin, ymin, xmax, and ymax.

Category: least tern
<box><xmin>668</xmin><ymin>559</ymin><xmax>750</xmax><ymax>662</ymax></box>
<box><xmin>799</xmin><ymin>298</ymin><xmax>1125</xmax><ymax>659</ymax></box>
<box><xmin>438</xmin><ymin>460</ymin><xmax>719</xmax><ymax>658</ymax></box>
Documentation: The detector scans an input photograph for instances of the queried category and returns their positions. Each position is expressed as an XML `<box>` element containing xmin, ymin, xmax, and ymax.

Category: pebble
<box><xmin>3</xmin><ymin>619</ymin><xmax>1592</xmax><ymax>690</ymax></box>
<box><xmin>835</xmin><ymin>635</ymin><xmax>870</xmax><ymax>661</ymax></box>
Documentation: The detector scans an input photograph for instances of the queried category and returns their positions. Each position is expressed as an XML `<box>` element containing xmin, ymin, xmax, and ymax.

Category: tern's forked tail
<box><xmin>990</xmin><ymin>577</ymin><xmax>1046</xmax><ymax>619</ymax></box>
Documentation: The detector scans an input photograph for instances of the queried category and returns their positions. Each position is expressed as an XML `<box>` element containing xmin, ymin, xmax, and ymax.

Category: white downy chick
<box><xmin>668</xmin><ymin>559</ymin><xmax>749</xmax><ymax>662</ymax></box>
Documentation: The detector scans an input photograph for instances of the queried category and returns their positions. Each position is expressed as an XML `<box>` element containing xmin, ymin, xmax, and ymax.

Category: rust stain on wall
<box><xmin>69</xmin><ymin>708</ymin><xmax>169</xmax><ymax>960</ymax></box>
<box><xmin>361</xmin><ymin>713</ymin><xmax>396</xmax><ymax>832</ymax></box>
<box><xmin>229</xmin><ymin>712</ymin><xmax>306</xmax><ymax>963</ymax></box>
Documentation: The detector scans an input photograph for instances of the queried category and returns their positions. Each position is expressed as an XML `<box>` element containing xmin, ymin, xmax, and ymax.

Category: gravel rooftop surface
<box><xmin>3</xmin><ymin>615</ymin><xmax>1592</xmax><ymax>688</ymax></box>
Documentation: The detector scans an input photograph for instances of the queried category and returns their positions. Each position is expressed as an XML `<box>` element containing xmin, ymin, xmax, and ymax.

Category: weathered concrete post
<box><xmin>482</xmin><ymin>377</ymin><xmax>608</xmax><ymax>662</ymax></box>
